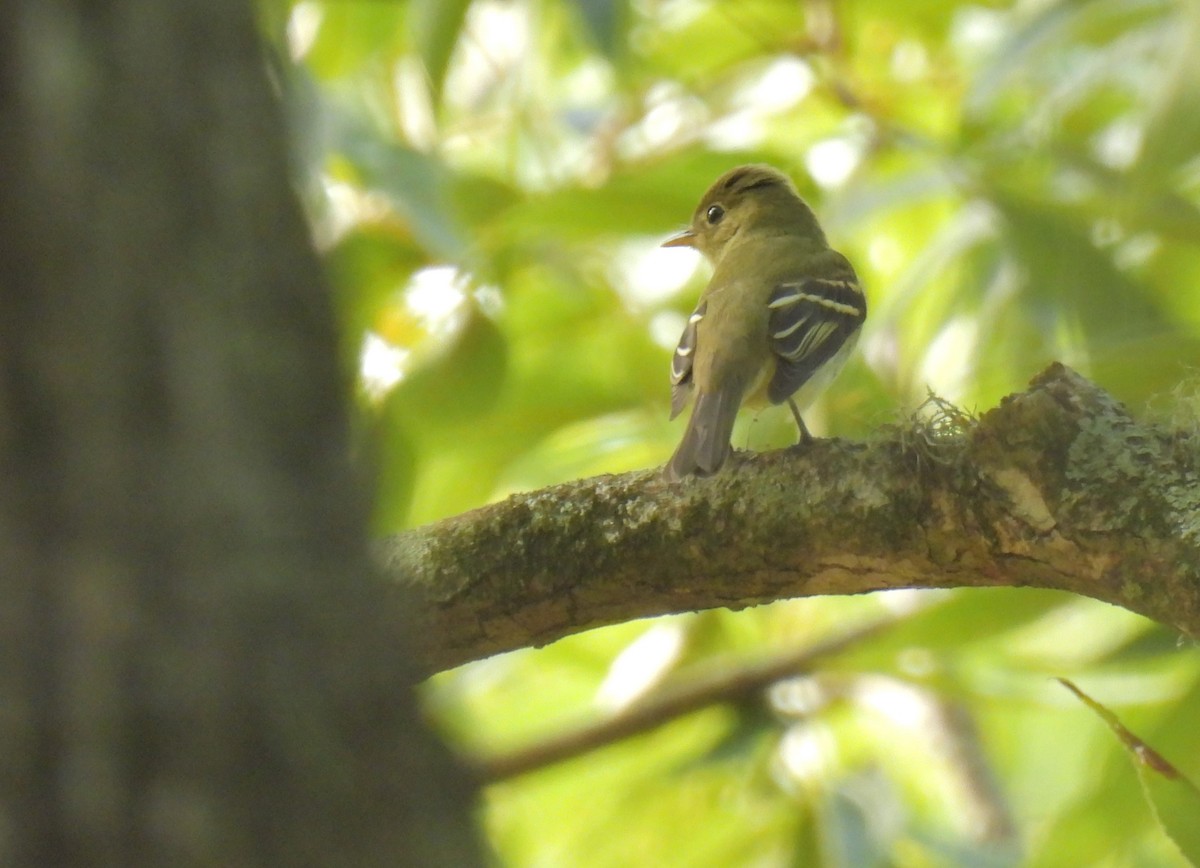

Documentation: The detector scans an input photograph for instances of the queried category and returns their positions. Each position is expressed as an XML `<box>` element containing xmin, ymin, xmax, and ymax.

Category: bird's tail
<box><xmin>666</xmin><ymin>388</ymin><xmax>741</xmax><ymax>481</ymax></box>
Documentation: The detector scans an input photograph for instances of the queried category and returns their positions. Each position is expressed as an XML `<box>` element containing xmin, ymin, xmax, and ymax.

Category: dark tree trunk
<box><xmin>0</xmin><ymin>1</ymin><xmax>480</xmax><ymax>864</ymax></box>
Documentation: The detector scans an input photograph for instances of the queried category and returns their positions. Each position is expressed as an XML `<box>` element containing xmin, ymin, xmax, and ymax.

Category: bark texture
<box><xmin>0</xmin><ymin>2</ymin><xmax>480</xmax><ymax>865</ymax></box>
<box><xmin>384</xmin><ymin>364</ymin><xmax>1200</xmax><ymax>671</ymax></box>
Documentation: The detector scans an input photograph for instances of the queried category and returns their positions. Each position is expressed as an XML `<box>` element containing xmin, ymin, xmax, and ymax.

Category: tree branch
<box><xmin>381</xmin><ymin>364</ymin><xmax>1200</xmax><ymax>672</ymax></box>
<box><xmin>474</xmin><ymin>616</ymin><xmax>894</xmax><ymax>783</ymax></box>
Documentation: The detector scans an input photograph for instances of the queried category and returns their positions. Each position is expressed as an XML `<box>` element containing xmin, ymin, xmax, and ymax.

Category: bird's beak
<box><xmin>661</xmin><ymin>229</ymin><xmax>697</xmax><ymax>249</ymax></box>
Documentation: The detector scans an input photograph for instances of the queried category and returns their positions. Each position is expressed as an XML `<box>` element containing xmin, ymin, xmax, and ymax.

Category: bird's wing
<box><xmin>670</xmin><ymin>298</ymin><xmax>706</xmax><ymax>419</ymax></box>
<box><xmin>766</xmin><ymin>277</ymin><xmax>866</xmax><ymax>404</ymax></box>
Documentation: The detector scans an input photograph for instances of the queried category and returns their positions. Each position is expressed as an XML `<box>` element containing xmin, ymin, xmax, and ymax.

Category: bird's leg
<box><xmin>787</xmin><ymin>399</ymin><xmax>813</xmax><ymax>444</ymax></box>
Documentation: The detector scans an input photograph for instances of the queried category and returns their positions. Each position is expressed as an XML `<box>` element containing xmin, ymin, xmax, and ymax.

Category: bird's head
<box><xmin>662</xmin><ymin>164</ymin><xmax>826</xmax><ymax>263</ymax></box>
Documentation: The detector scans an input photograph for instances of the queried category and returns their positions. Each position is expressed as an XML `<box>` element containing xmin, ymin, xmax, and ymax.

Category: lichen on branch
<box><xmin>380</xmin><ymin>364</ymin><xmax>1200</xmax><ymax>672</ymax></box>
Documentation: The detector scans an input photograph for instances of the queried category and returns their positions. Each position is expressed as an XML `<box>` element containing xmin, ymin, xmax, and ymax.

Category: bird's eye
<box><xmin>706</xmin><ymin>204</ymin><xmax>725</xmax><ymax>225</ymax></box>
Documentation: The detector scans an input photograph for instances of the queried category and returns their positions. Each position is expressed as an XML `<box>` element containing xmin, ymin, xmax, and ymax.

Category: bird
<box><xmin>662</xmin><ymin>164</ymin><xmax>866</xmax><ymax>481</ymax></box>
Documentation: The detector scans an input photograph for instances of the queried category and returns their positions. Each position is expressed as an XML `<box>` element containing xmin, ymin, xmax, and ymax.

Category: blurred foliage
<box><xmin>1059</xmin><ymin>678</ymin><xmax>1200</xmax><ymax>864</ymax></box>
<box><xmin>264</xmin><ymin>0</ymin><xmax>1200</xmax><ymax>864</ymax></box>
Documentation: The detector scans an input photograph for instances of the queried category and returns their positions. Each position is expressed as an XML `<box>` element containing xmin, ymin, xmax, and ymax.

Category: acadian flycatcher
<box><xmin>663</xmin><ymin>164</ymin><xmax>866</xmax><ymax>481</ymax></box>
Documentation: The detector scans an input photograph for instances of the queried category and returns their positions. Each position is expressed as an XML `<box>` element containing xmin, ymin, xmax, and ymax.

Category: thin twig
<box><xmin>473</xmin><ymin>616</ymin><xmax>896</xmax><ymax>783</ymax></box>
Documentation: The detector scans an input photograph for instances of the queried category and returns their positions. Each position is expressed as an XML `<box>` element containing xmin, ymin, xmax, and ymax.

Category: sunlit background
<box><xmin>263</xmin><ymin>0</ymin><xmax>1200</xmax><ymax>864</ymax></box>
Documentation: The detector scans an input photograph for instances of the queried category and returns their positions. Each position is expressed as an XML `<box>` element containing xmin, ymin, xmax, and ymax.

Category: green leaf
<box><xmin>1140</xmin><ymin>0</ymin><xmax>1200</xmax><ymax>177</ymax></box>
<box><xmin>967</xmin><ymin>0</ymin><xmax>1165</xmax><ymax>117</ymax></box>
<box><xmin>303</xmin><ymin>2</ymin><xmax>409</xmax><ymax>79</ymax></box>
<box><xmin>1059</xmin><ymin>678</ymin><xmax>1200</xmax><ymax>866</ymax></box>
<box><xmin>410</xmin><ymin>0</ymin><xmax>473</xmax><ymax>108</ymax></box>
<box><xmin>990</xmin><ymin>194</ymin><xmax>1200</xmax><ymax>403</ymax></box>
<box><xmin>373</xmin><ymin>308</ymin><xmax>512</xmax><ymax>528</ymax></box>
<box><xmin>336</xmin><ymin>121</ymin><xmax>467</xmax><ymax>260</ymax></box>
<box><xmin>325</xmin><ymin>226</ymin><xmax>427</xmax><ymax>358</ymax></box>
<box><xmin>571</xmin><ymin>0</ymin><xmax>626</xmax><ymax>59</ymax></box>
<box><xmin>367</xmin><ymin>408</ymin><xmax>418</xmax><ymax>534</ymax></box>
<box><xmin>636</xmin><ymin>0</ymin><xmax>805</xmax><ymax>79</ymax></box>
<box><xmin>500</xmin><ymin>150</ymin><xmax>780</xmax><ymax>243</ymax></box>
<box><xmin>842</xmin><ymin>588</ymin><xmax>1075</xmax><ymax>669</ymax></box>
<box><xmin>389</xmin><ymin>306</ymin><xmax>509</xmax><ymax>428</ymax></box>
<box><xmin>496</xmin><ymin>411</ymin><xmax>667</xmax><ymax>490</ymax></box>
<box><xmin>821</xmin><ymin>778</ymin><xmax>893</xmax><ymax>867</ymax></box>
